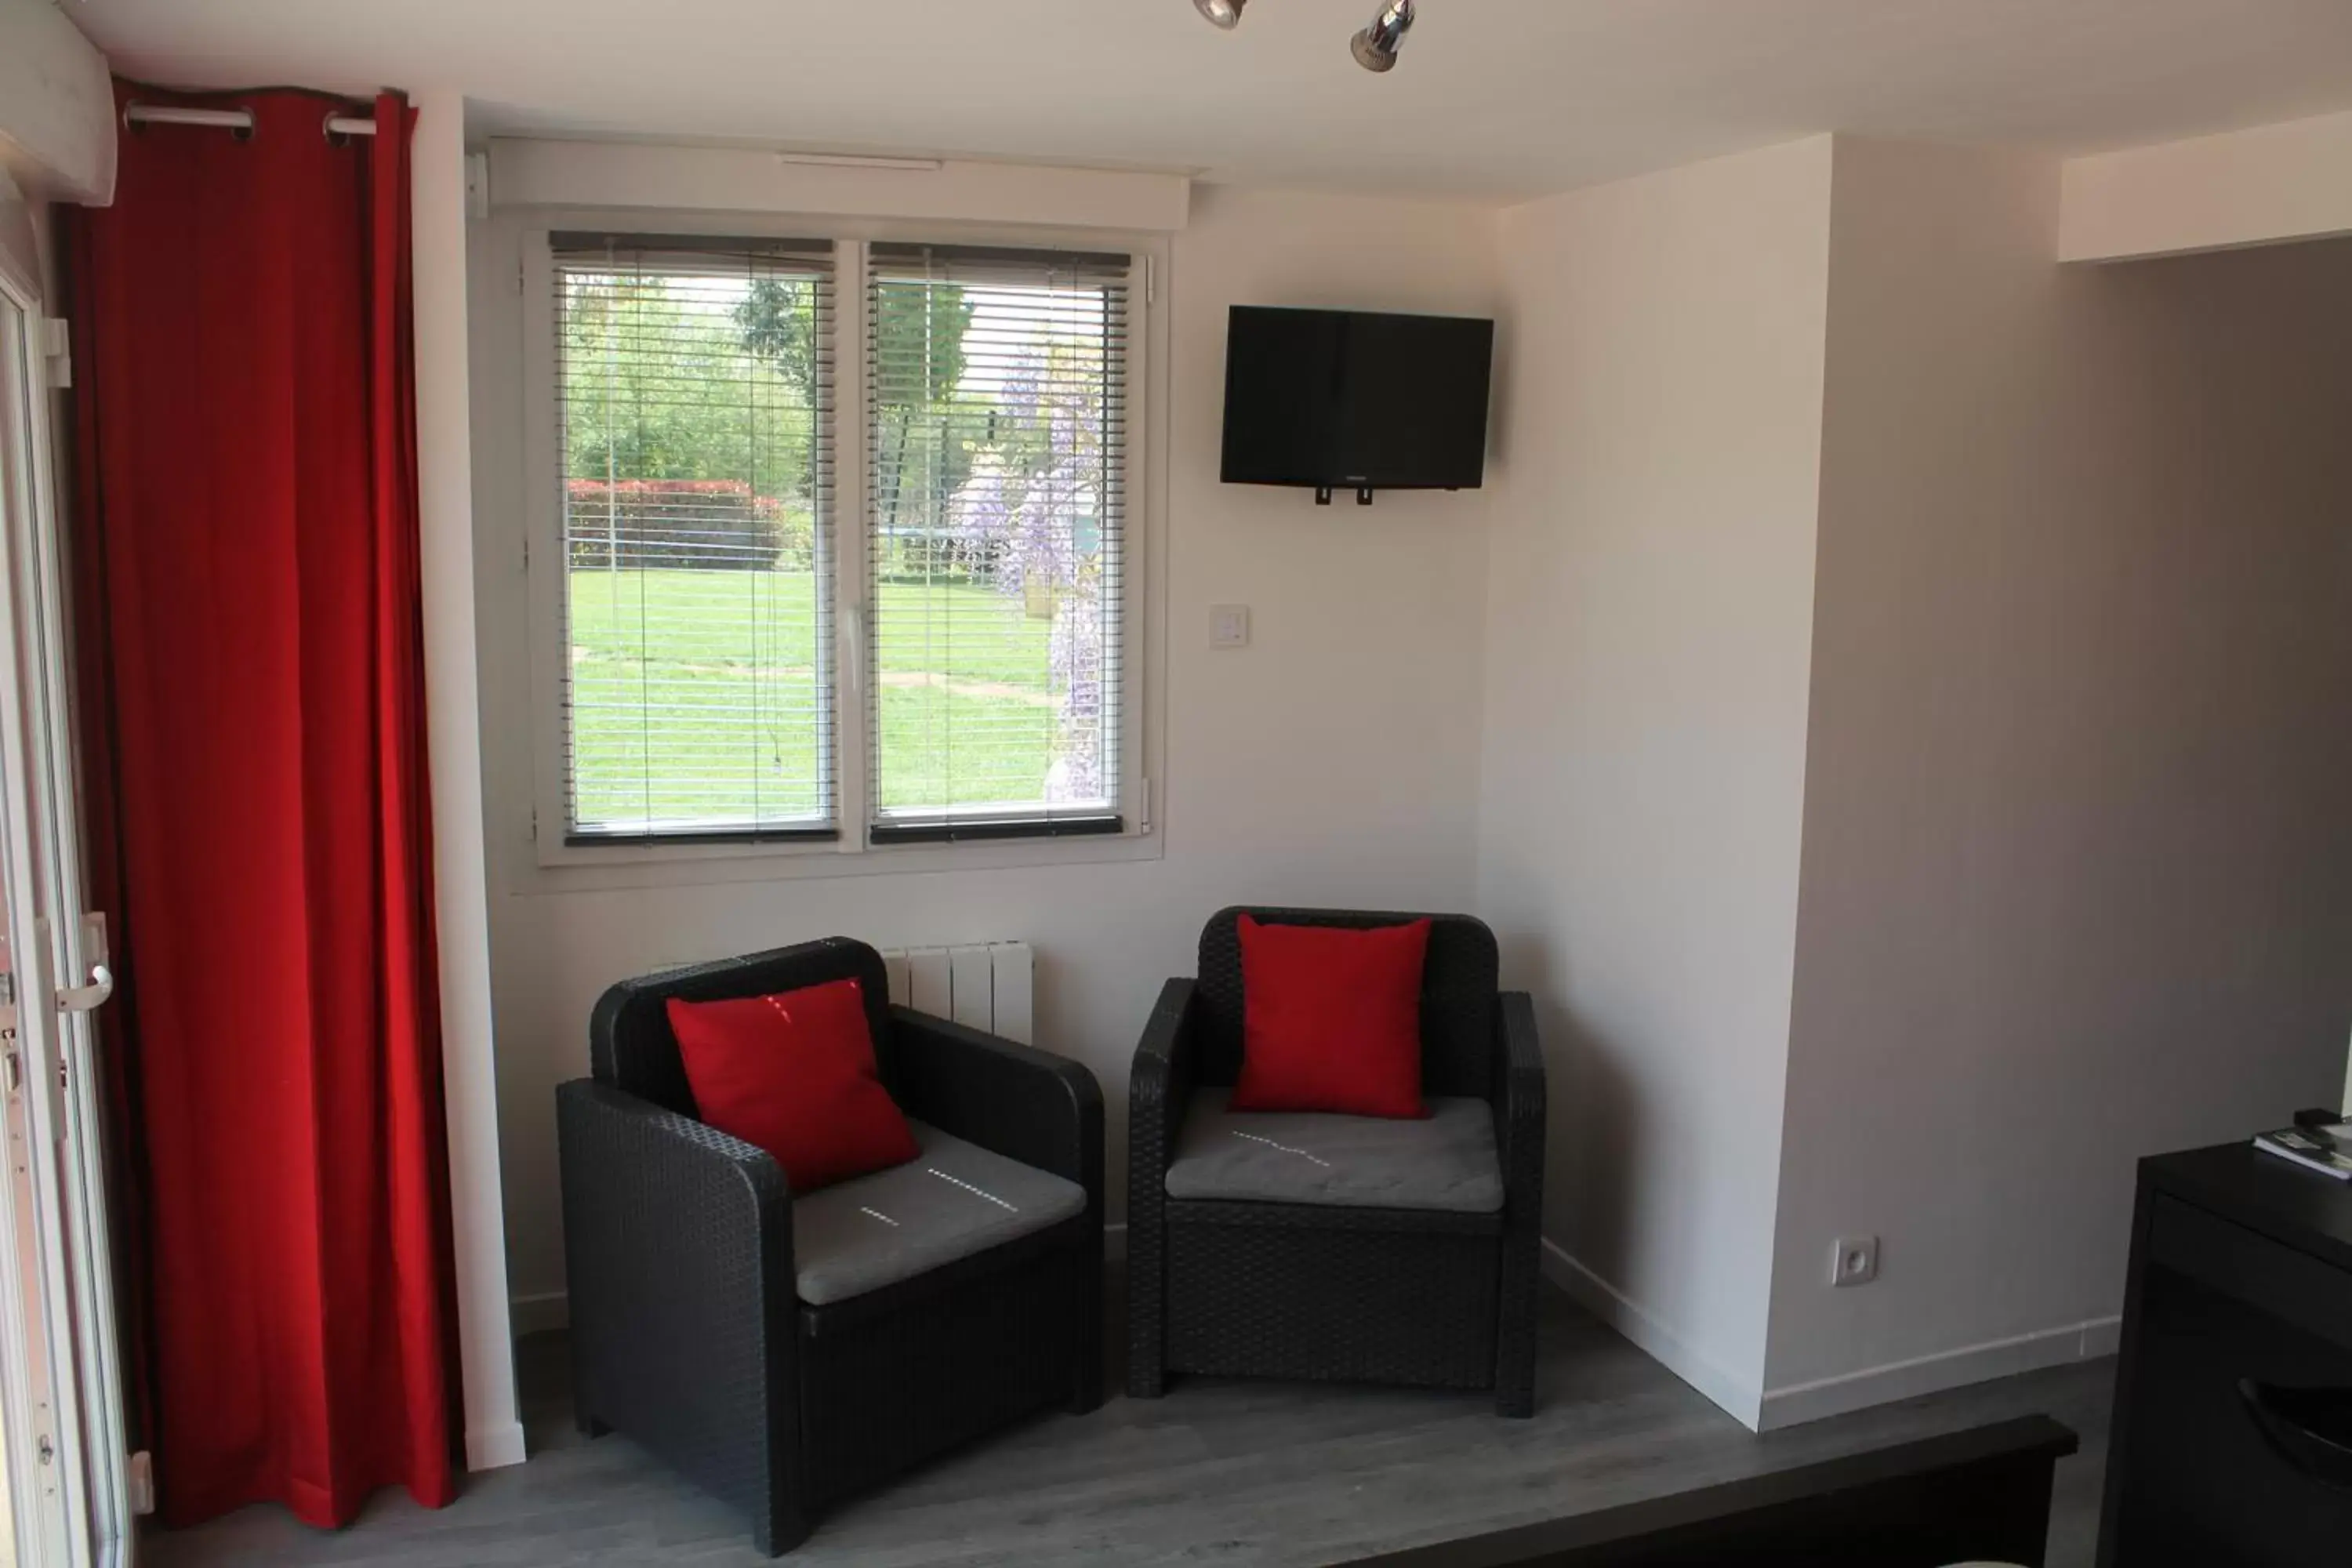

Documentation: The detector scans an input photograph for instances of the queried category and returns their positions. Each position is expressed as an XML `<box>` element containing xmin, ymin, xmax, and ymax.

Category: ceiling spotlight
<box><xmin>1195</xmin><ymin>0</ymin><xmax>1245</xmax><ymax>28</ymax></box>
<box><xmin>1351</xmin><ymin>0</ymin><xmax>1414</xmax><ymax>71</ymax></box>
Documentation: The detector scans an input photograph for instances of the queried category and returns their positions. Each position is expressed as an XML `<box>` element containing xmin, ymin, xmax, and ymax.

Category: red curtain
<box><xmin>64</xmin><ymin>83</ymin><xmax>459</xmax><ymax>1529</ymax></box>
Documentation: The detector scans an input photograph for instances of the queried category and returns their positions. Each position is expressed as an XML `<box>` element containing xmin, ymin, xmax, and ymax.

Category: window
<box><xmin>544</xmin><ymin>234</ymin><xmax>1138</xmax><ymax>855</ymax></box>
<box><xmin>552</xmin><ymin>235</ymin><xmax>837</xmax><ymax>844</ymax></box>
<box><xmin>865</xmin><ymin>245</ymin><xmax>1131</xmax><ymax>842</ymax></box>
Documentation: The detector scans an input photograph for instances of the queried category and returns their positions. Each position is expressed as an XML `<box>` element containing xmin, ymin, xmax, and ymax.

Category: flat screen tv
<box><xmin>1220</xmin><ymin>305</ymin><xmax>1494</xmax><ymax>503</ymax></box>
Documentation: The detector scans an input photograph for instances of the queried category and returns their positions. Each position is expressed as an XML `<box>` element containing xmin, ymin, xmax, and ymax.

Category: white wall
<box><xmin>1478</xmin><ymin>137</ymin><xmax>1835</xmax><ymax>1426</ymax></box>
<box><xmin>1762</xmin><ymin>140</ymin><xmax>2352</xmax><ymax>1425</ymax></box>
<box><xmin>468</xmin><ymin>184</ymin><xmax>1502</xmax><ymax>1316</ymax></box>
<box><xmin>412</xmin><ymin>93</ymin><xmax>524</xmax><ymax>1470</ymax></box>
<box><xmin>465</xmin><ymin>129</ymin><xmax>2352</xmax><ymax>1428</ymax></box>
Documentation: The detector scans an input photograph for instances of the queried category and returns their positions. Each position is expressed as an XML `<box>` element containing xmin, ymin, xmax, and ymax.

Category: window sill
<box><xmin>564</xmin><ymin>826</ymin><xmax>840</xmax><ymax>851</ymax></box>
<box><xmin>508</xmin><ymin>817</ymin><xmax>1163</xmax><ymax>897</ymax></box>
<box><xmin>869</xmin><ymin>814</ymin><xmax>1123</xmax><ymax>846</ymax></box>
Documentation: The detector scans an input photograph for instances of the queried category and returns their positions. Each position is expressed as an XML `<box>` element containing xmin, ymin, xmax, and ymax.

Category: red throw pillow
<box><xmin>1229</xmin><ymin>915</ymin><xmax>1432</xmax><ymax>1119</ymax></box>
<box><xmin>665</xmin><ymin>977</ymin><xmax>919</xmax><ymax>1192</ymax></box>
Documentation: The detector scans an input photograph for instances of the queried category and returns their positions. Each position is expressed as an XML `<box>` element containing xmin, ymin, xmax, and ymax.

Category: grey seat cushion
<box><xmin>793</xmin><ymin>1120</ymin><xmax>1086</xmax><ymax>1307</ymax></box>
<box><xmin>1164</xmin><ymin>1090</ymin><xmax>1503</xmax><ymax>1214</ymax></box>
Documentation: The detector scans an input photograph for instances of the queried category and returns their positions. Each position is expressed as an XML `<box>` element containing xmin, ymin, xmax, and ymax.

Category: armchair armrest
<box><xmin>887</xmin><ymin>1010</ymin><xmax>1108</xmax><ymax>1415</ymax></box>
<box><xmin>1125</xmin><ymin>978</ymin><xmax>1198</xmax><ymax>1398</ymax></box>
<box><xmin>1128</xmin><ymin>978</ymin><xmax>1200</xmax><ymax>1180</ymax></box>
<box><xmin>1494</xmin><ymin>992</ymin><xmax>1547</xmax><ymax>1195</ymax></box>
<box><xmin>887</xmin><ymin>1007</ymin><xmax>1104</xmax><ymax>1203</ymax></box>
<box><xmin>1491</xmin><ymin>992</ymin><xmax>1547</xmax><ymax>1417</ymax></box>
<box><xmin>556</xmin><ymin>1080</ymin><xmax>802</xmax><ymax>1535</ymax></box>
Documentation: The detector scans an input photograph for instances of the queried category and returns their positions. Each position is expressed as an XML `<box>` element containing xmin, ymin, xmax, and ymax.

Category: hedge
<box><xmin>564</xmin><ymin>479</ymin><xmax>811</xmax><ymax>570</ymax></box>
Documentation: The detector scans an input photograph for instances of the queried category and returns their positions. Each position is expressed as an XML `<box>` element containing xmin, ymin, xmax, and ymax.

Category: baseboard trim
<box><xmin>466</xmin><ymin>1419</ymin><xmax>528</xmax><ymax>1472</ymax></box>
<box><xmin>510</xmin><ymin>1290</ymin><xmax>569</xmax><ymax>1338</ymax></box>
<box><xmin>1758</xmin><ymin>1315</ymin><xmax>2122</xmax><ymax>1432</ymax></box>
<box><xmin>1541</xmin><ymin>1240</ymin><xmax>1763</xmax><ymax>1429</ymax></box>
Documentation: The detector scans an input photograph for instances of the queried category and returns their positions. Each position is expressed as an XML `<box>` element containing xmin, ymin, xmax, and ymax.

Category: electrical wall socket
<box><xmin>1831</xmin><ymin>1236</ymin><xmax>1880</xmax><ymax>1288</ymax></box>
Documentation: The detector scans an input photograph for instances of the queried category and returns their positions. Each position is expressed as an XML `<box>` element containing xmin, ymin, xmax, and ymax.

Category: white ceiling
<box><xmin>68</xmin><ymin>0</ymin><xmax>2352</xmax><ymax>199</ymax></box>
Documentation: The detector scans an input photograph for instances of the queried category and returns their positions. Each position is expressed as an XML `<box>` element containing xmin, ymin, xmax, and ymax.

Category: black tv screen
<box><xmin>1220</xmin><ymin>306</ymin><xmax>1494</xmax><ymax>495</ymax></box>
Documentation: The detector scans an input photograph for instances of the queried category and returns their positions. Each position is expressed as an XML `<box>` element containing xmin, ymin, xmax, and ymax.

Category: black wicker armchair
<box><xmin>1127</xmin><ymin>908</ymin><xmax>1545</xmax><ymax>1417</ymax></box>
<box><xmin>557</xmin><ymin>938</ymin><xmax>1104</xmax><ymax>1555</ymax></box>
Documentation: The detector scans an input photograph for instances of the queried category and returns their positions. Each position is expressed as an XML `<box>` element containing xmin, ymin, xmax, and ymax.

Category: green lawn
<box><xmin>566</xmin><ymin>568</ymin><xmax>1059</xmax><ymax>826</ymax></box>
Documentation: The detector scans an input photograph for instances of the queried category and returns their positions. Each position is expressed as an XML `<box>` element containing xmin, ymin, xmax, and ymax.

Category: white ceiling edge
<box><xmin>62</xmin><ymin>0</ymin><xmax>2352</xmax><ymax>203</ymax></box>
<box><xmin>479</xmin><ymin>104</ymin><xmax>2352</xmax><ymax>258</ymax></box>
<box><xmin>487</xmin><ymin>137</ymin><xmax>1195</xmax><ymax>232</ymax></box>
<box><xmin>2060</xmin><ymin>107</ymin><xmax>2352</xmax><ymax>262</ymax></box>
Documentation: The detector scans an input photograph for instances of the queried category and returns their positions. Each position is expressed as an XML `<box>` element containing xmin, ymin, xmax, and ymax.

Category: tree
<box><xmin>732</xmin><ymin>276</ymin><xmax>818</xmax><ymax>391</ymax></box>
<box><xmin>562</xmin><ymin>271</ymin><xmax>822</xmax><ymax>568</ymax></box>
<box><xmin>737</xmin><ymin>276</ymin><xmax>977</xmax><ymax>557</ymax></box>
<box><xmin>565</xmin><ymin>272</ymin><xmax>812</xmax><ymax>507</ymax></box>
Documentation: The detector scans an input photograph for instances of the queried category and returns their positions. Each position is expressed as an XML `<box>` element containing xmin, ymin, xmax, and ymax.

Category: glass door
<box><xmin>0</xmin><ymin>263</ymin><xmax>132</xmax><ymax>1568</ymax></box>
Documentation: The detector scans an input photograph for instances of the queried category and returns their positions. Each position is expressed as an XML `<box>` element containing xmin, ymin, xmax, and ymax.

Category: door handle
<box><xmin>2240</xmin><ymin>1379</ymin><xmax>2352</xmax><ymax>1490</ymax></box>
<box><xmin>56</xmin><ymin>963</ymin><xmax>112</xmax><ymax>1014</ymax></box>
<box><xmin>53</xmin><ymin>912</ymin><xmax>112</xmax><ymax>1013</ymax></box>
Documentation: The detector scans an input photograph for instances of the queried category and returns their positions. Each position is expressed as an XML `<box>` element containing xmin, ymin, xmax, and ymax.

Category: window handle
<box><xmin>56</xmin><ymin>964</ymin><xmax>113</xmax><ymax>1014</ymax></box>
<box><xmin>54</xmin><ymin>913</ymin><xmax>112</xmax><ymax>1014</ymax></box>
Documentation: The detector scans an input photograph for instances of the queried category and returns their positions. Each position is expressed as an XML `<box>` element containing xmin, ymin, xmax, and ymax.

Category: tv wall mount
<box><xmin>1312</xmin><ymin>486</ymin><xmax>1465</xmax><ymax>505</ymax></box>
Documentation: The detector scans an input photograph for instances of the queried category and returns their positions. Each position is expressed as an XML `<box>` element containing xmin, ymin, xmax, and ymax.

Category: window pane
<box><xmin>867</xmin><ymin>249</ymin><xmax>1127</xmax><ymax>831</ymax></box>
<box><xmin>555</xmin><ymin>245</ymin><xmax>834</xmax><ymax>839</ymax></box>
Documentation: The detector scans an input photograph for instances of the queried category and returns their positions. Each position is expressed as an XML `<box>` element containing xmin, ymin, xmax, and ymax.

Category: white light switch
<box><xmin>1210</xmin><ymin>604</ymin><xmax>1251</xmax><ymax>649</ymax></box>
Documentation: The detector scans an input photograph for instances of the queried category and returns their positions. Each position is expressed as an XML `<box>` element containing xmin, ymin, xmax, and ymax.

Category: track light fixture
<box><xmin>1351</xmin><ymin>0</ymin><xmax>1414</xmax><ymax>71</ymax></box>
<box><xmin>1191</xmin><ymin>0</ymin><xmax>1419</xmax><ymax>72</ymax></box>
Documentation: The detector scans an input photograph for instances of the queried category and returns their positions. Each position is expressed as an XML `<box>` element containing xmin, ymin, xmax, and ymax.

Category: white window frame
<box><xmin>520</xmin><ymin>215</ymin><xmax>1164</xmax><ymax>881</ymax></box>
<box><xmin>0</xmin><ymin>220</ymin><xmax>136</xmax><ymax>1568</ymax></box>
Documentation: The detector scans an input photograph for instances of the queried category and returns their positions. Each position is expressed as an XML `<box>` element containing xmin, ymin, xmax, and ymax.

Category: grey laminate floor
<box><xmin>147</xmin><ymin>1282</ymin><xmax>2114</xmax><ymax>1566</ymax></box>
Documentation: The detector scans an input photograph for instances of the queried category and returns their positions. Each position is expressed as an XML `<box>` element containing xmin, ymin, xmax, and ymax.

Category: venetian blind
<box><xmin>865</xmin><ymin>242</ymin><xmax>1132</xmax><ymax>843</ymax></box>
<box><xmin>551</xmin><ymin>234</ymin><xmax>837</xmax><ymax>842</ymax></box>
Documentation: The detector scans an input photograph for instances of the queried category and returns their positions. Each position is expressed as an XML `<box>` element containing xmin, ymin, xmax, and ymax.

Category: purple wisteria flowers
<box><xmin>945</xmin><ymin>335</ymin><xmax>1115</xmax><ymax>803</ymax></box>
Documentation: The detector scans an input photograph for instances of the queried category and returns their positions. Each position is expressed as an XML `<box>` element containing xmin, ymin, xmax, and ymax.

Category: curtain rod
<box><xmin>124</xmin><ymin>103</ymin><xmax>377</xmax><ymax>138</ymax></box>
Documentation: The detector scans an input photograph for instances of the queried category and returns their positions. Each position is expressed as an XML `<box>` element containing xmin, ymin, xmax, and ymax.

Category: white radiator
<box><xmin>879</xmin><ymin>942</ymin><xmax>1035</xmax><ymax>1045</ymax></box>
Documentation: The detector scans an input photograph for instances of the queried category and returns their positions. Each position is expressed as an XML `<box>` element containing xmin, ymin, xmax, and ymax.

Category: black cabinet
<box><xmin>2100</xmin><ymin>1145</ymin><xmax>2352</xmax><ymax>1566</ymax></box>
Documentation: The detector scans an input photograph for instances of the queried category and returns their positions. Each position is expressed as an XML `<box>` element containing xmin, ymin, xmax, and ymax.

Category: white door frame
<box><xmin>0</xmin><ymin>249</ymin><xmax>134</xmax><ymax>1568</ymax></box>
